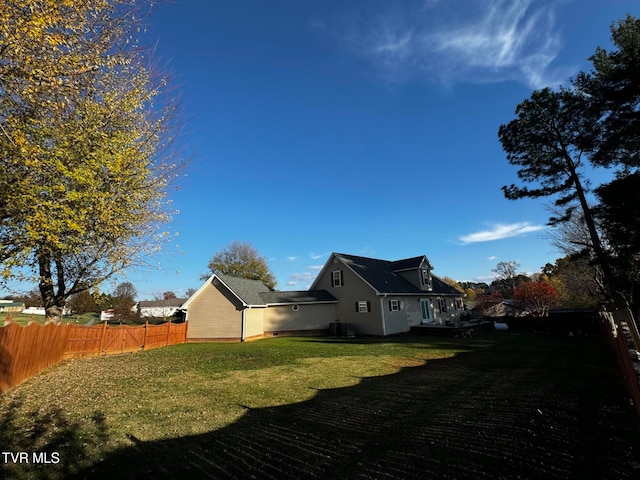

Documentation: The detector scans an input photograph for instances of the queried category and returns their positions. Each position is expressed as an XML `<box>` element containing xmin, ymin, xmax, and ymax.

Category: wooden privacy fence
<box><xmin>0</xmin><ymin>321</ymin><xmax>187</xmax><ymax>394</ymax></box>
<box><xmin>599</xmin><ymin>297</ymin><xmax>640</xmax><ymax>418</ymax></box>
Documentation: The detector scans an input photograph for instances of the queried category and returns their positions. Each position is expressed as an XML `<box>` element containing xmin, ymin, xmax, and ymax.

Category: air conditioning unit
<box><xmin>329</xmin><ymin>322</ymin><xmax>355</xmax><ymax>338</ymax></box>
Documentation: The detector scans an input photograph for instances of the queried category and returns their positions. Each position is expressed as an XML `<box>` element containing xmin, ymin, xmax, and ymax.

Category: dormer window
<box><xmin>420</xmin><ymin>268</ymin><xmax>432</xmax><ymax>289</ymax></box>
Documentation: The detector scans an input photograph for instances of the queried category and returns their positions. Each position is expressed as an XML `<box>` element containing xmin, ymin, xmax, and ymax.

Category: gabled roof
<box><xmin>138</xmin><ymin>298</ymin><xmax>187</xmax><ymax>308</ymax></box>
<box><xmin>259</xmin><ymin>290</ymin><xmax>338</xmax><ymax>305</ymax></box>
<box><xmin>182</xmin><ymin>273</ymin><xmax>336</xmax><ymax>309</ymax></box>
<box><xmin>390</xmin><ymin>256</ymin><xmax>433</xmax><ymax>272</ymax></box>
<box><xmin>321</xmin><ymin>253</ymin><xmax>461</xmax><ymax>296</ymax></box>
<box><xmin>216</xmin><ymin>274</ymin><xmax>272</xmax><ymax>306</ymax></box>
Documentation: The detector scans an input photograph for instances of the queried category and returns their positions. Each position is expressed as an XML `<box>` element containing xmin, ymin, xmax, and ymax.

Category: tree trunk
<box><xmin>45</xmin><ymin>305</ymin><xmax>64</xmax><ymax>324</ymax></box>
<box><xmin>37</xmin><ymin>250</ymin><xmax>65</xmax><ymax>324</ymax></box>
<box><xmin>565</xmin><ymin>154</ymin><xmax>617</xmax><ymax>299</ymax></box>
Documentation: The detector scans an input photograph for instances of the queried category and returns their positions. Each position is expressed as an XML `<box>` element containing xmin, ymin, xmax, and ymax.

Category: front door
<box><xmin>420</xmin><ymin>299</ymin><xmax>432</xmax><ymax>324</ymax></box>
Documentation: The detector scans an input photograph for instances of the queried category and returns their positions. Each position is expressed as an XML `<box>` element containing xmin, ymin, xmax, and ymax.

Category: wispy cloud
<box><xmin>460</xmin><ymin>222</ymin><xmax>545</xmax><ymax>243</ymax></box>
<box><xmin>341</xmin><ymin>0</ymin><xmax>570</xmax><ymax>88</ymax></box>
<box><xmin>287</xmin><ymin>272</ymin><xmax>315</xmax><ymax>286</ymax></box>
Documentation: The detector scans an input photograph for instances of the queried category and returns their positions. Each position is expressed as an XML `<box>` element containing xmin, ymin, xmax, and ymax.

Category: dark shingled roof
<box><xmin>138</xmin><ymin>298</ymin><xmax>187</xmax><ymax>308</ymax></box>
<box><xmin>216</xmin><ymin>274</ymin><xmax>272</xmax><ymax>306</ymax></box>
<box><xmin>389</xmin><ymin>256</ymin><xmax>428</xmax><ymax>272</ymax></box>
<box><xmin>259</xmin><ymin>290</ymin><xmax>337</xmax><ymax>305</ymax></box>
<box><xmin>335</xmin><ymin>253</ymin><xmax>461</xmax><ymax>296</ymax></box>
<box><xmin>216</xmin><ymin>275</ymin><xmax>337</xmax><ymax>306</ymax></box>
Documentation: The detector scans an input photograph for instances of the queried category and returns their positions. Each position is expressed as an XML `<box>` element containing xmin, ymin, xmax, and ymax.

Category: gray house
<box><xmin>309</xmin><ymin>253</ymin><xmax>465</xmax><ymax>336</ymax></box>
<box><xmin>182</xmin><ymin>252</ymin><xmax>465</xmax><ymax>341</ymax></box>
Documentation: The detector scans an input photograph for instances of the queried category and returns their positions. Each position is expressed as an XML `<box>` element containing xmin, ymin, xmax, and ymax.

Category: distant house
<box><xmin>478</xmin><ymin>299</ymin><xmax>525</xmax><ymax>318</ymax></box>
<box><xmin>182</xmin><ymin>252</ymin><xmax>465</xmax><ymax>341</ymax></box>
<box><xmin>138</xmin><ymin>298</ymin><xmax>187</xmax><ymax>319</ymax></box>
<box><xmin>0</xmin><ymin>300</ymin><xmax>25</xmax><ymax>313</ymax></box>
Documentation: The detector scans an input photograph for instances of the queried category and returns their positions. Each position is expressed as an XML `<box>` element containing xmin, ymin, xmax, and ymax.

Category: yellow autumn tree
<box><xmin>0</xmin><ymin>0</ymin><xmax>182</xmax><ymax>321</ymax></box>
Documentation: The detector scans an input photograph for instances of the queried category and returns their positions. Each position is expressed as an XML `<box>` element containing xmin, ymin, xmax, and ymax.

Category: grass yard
<box><xmin>1</xmin><ymin>333</ymin><xmax>640</xmax><ymax>479</ymax></box>
<box><xmin>3</xmin><ymin>312</ymin><xmax>98</xmax><ymax>326</ymax></box>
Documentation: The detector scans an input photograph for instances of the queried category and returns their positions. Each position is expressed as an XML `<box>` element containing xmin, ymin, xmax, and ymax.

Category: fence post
<box><xmin>143</xmin><ymin>321</ymin><xmax>149</xmax><ymax>351</ymax></box>
<box><xmin>98</xmin><ymin>321</ymin><xmax>107</xmax><ymax>356</ymax></box>
<box><xmin>166</xmin><ymin>320</ymin><xmax>171</xmax><ymax>347</ymax></box>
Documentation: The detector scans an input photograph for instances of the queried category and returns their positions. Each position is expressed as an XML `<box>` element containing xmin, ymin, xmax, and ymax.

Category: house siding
<box><xmin>140</xmin><ymin>306</ymin><xmax>180</xmax><ymax>318</ymax></box>
<box><xmin>315</xmin><ymin>260</ymin><xmax>384</xmax><ymax>335</ymax></box>
<box><xmin>186</xmin><ymin>282</ymin><xmax>242</xmax><ymax>340</ymax></box>
<box><xmin>244</xmin><ymin>308</ymin><xmax>264</xmax><ymax>340</ymax></box>
<box><xmin>263</xmin><ymin>304</ymin><xmax>337</xmax><ymax>333</ymax></box>
<box><xmin>432</xmin><ymin>296</ymin><xmax>465</xmax><ymax>324</ymax></box>
<box><xmin>382</xmin><ymin>297</ymin><xmax>425</xmax><ymax>334</ymax></box>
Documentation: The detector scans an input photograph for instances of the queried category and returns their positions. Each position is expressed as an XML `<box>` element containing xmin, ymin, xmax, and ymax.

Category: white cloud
<box><xmin>342</xmin><ymin>0</ymin><xmax>569</xmax><ymax>88</ymax></box>
<box><xmin>309</xmin><ymin>265</ymin><xmax>323</xmax><ymax>271</ymax></box>
<box><xmin>309</xmin><ymin>252</ymin><xmax>329</xmax><ymax>260</ymax></box>
<box><xmin>287</xmin><ymin>272</ymin><xmax>315</xmax><ymax>286</ymax></box>
<box><xmin>287</xmin><ymin>256</ymin><xmax>299</xmax><ymax>262</ymax></box>
<box><xmin>459</xmin><ymin>222</ymin><xmax>545</xmax><ymax>243</ymax></box>
<box><xmin>487</xmin><ymin>256</ymin><xmax>497</xmax><ymax>261</ymax></box>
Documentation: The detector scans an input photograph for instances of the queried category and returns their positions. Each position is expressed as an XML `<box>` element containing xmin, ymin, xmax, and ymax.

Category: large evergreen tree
<box><xmin>498</xmin><ymin>87</ymin><xmax>615</xmax><ymax>295</ymax></box>
<box><xmin>575</xmin><ymin>15</ymin><xmax>640</xmax><ymax>171</ymax></box>
<box><xmin>576</xmin><ymin>16</ymin><xmax>640</xmax><ymax>306</ymax></box>
<box><xmin>500</xmin><ymin>16</ymin><xmax>640</xmax><ymax>303</ymax></box>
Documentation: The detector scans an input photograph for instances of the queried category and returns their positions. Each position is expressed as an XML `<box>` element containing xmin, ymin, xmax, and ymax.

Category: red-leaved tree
<box><xmin>513</xmin><ymin>281</ymin><xmax>558</xmax><ymax>317</ymax></box>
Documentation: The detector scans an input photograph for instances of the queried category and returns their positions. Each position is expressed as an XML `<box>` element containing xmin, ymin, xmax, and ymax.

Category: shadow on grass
<box><xmin>60</xmin><ymin>335</ymin><xmax>640</xmax><ymax>480</ymax></box>
<box><xmin>0</xmin><ymin>399</ymin><xmax>109</xmax><ymax>479</ymax></box>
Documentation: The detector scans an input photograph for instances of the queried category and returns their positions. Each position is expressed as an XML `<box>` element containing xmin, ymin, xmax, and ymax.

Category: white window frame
<box><xmin>358</xmin><ymin>301</ymin><xmax>369</xmax><ymax>313</ymax></box>
<box><xmin>421</xmin><ymin>268</ymin><xmax>432</xmax><ymax>288</ymax></box>
<box><xmin>420</xmin><ymin>298</ymin><xmax>432</xmax><ymax>322</ymax></box>
<box><xmin>389</xmin><ymin>299</ymin><xmax>400</xmax><ymax>311</ymax></box>
<box><xmin>332</xmin><ymin>270</ymin><xmax>343</xmax><ymax>287</ymax></box>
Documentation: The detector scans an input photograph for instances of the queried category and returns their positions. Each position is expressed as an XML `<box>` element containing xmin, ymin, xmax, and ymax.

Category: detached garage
<box><xmin>182</xmin><ymin>274</ymin><xmax>338</xmax><ymax>342</ymax></box>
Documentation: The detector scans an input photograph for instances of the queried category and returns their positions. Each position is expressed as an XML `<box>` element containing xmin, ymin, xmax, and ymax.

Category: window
<box><xmin>420</xmin><ymin>299</ymin><xmax>431</xmax><ymax>322</ymax></box>
<box><xmin>420</xmin><ymin>268</ymin><xmax>432</xmax><ymax>288</ymax></box>
<box><xmin>332</xmin><ymin>270</ymin><xmax>343</xmax><ymax>287</ymax></box>
<box><xmin>438</xmin><ymin>298</ymin><xmax>447</xmax><ymax>313</ymax></box>
<box><xmin>389</xmin><ymin>299</ymin><xmax>400</xmax><ymax>311</ymax></box>
<box><xmin>455</xmin><ymin>298</ymin><xmax>463</xmax><ymax>309</ymax></box>
<box><xmin>356</xmin><ymin>301</ymin><xmax>370</xmax><ymax>313</ymax></box>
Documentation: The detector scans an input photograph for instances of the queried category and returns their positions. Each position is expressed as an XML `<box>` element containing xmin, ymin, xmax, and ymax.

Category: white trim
<box><xmin>389</xmin><ymin>299</ymin><xmax>400</xmax><ymax>311</ymax></box>
<box><xmin>420</xmin><ymin>298</ymin><xmax>433</xmax><ymax>323</ymax></box>
<box><xmin>380</xmin><ymin>297</ymin><xmax>387</xmax><ymax>336</ymax></box>
<box><xmin>332</xmin><ymin>269</ymin><xmax>343</xmax><ymax>287</ymax></box>
<box><xmin>181</xmin><ymin>273</ymin><xmax>216</xmax><ymax>310</ymax></box>
<box><xmin>241</xmin><ymin>309</ymin><xmax>246</xmax><ymax>342</ymax></box>
<box><xmin>263</xmin><ymin>300</ymin><xmax>338</xmax><ymax>307</ymax></box>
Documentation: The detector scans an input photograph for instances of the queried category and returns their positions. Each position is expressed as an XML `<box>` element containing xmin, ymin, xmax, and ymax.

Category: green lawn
<box><xmin>3</xmin><ymin>312</ymin><xmax>98</xmax><ymax>326</ymax></box>
<box><xmin>1</xmin><ymin>333</ymin><xmax>639</xmax><ymax>479</ymax></box>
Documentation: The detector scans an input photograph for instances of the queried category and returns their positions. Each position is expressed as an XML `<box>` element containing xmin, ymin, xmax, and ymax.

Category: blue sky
<box><xmin>23</xmin><ymin>0</ymin><xmax>638</xmax><ymax>300</ymax></box>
